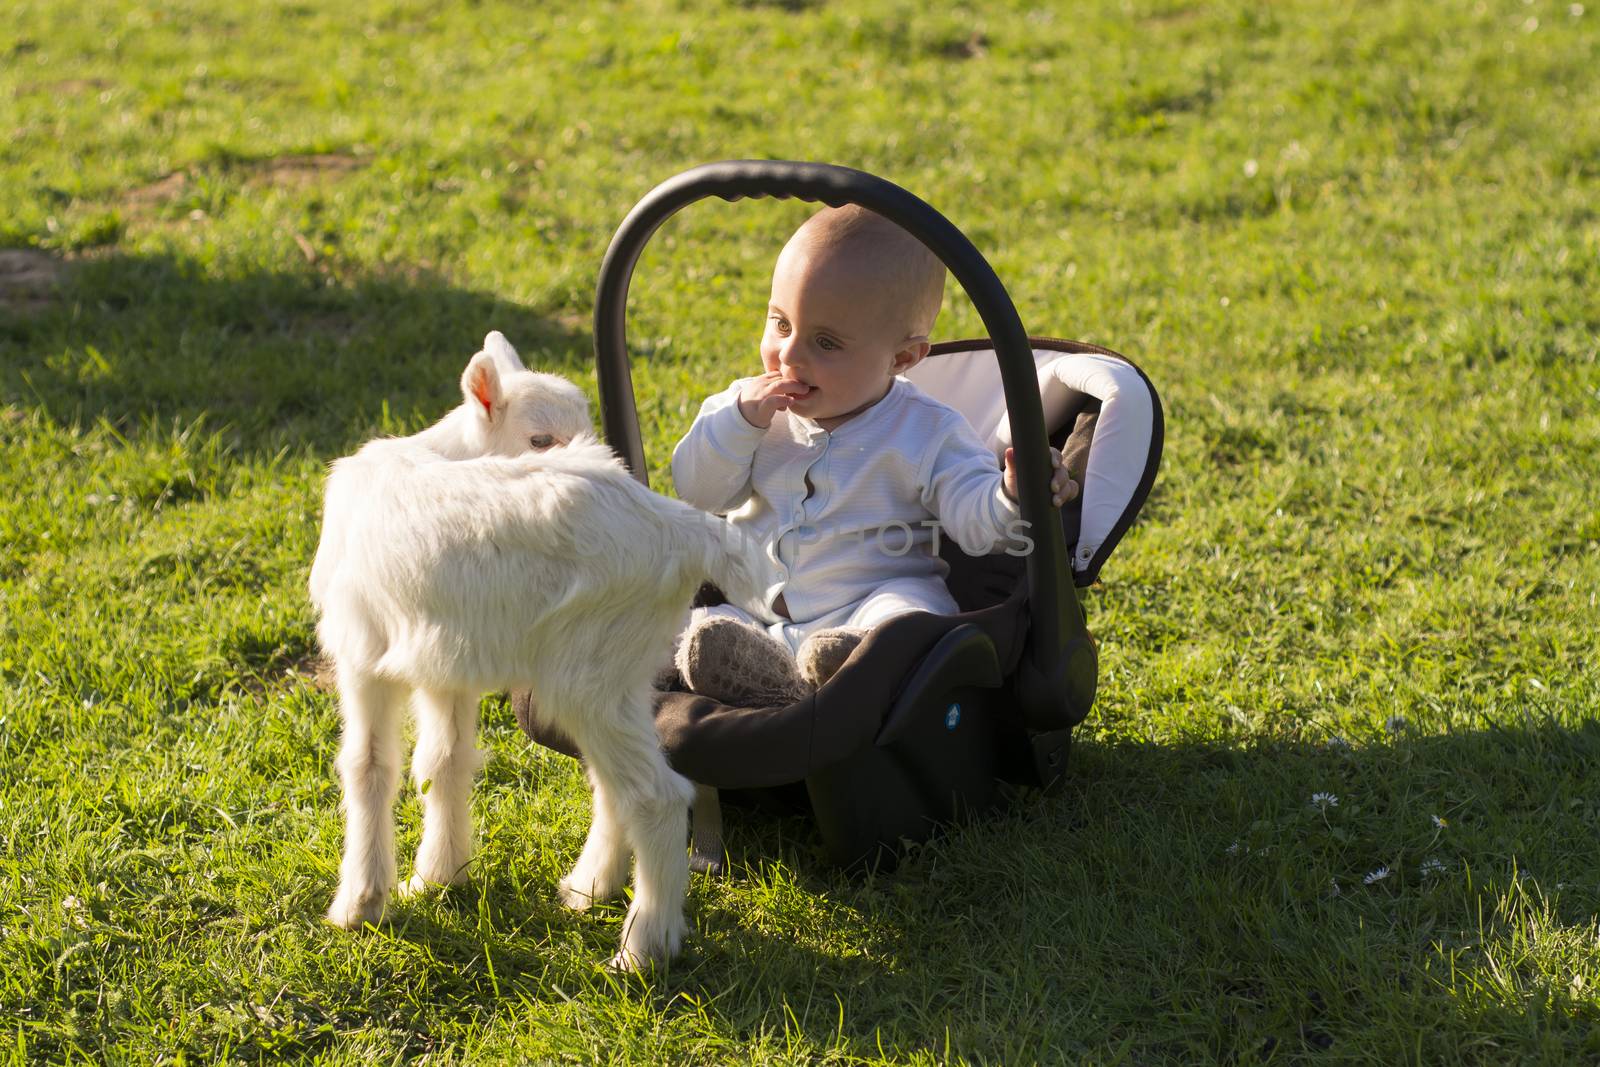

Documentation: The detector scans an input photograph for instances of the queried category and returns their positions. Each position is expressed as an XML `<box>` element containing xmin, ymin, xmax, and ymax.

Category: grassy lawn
<box><xmin>3</xmin><ymin>0</ymin><xmax>1598</xmax><ymax>1061</ymax></box>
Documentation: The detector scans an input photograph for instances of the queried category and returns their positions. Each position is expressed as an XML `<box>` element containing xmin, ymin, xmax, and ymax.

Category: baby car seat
<box><xmin>514</xmin><ymin>161</ymin><xmax>1163</xmax><ymax>868</ymax></box>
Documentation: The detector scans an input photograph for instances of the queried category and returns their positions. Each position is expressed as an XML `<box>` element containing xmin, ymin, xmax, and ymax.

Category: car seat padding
<box><xmin>909</xmin><ymin>340</ymin><xmax>1162</xmax><ymax>587</ymax></box>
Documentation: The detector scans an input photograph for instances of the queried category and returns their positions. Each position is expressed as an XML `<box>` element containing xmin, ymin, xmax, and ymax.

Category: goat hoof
<box><xmin>398</xmin><ymin>873</ymin><xmax>442</xmax><ymax>900</ymax></box>
<box><xmin>405</xmin><ymin>857</ymin><xmax>470</xmax><ymax>893</ymax></box>
<box><xmin>605</xmin><ymin>949</ymin><xmax>649</xmax><ymax>974</ymax></box>
<box><xmin>557</xmin><ymin>877</ymin><xmax>598</xmax><ymax>912</ymax></box>
<box><xmin>326</xmin><ymin>887</ymin><xmax>386</xmax><ymax>930</ymax></box>
<box><xmin>613</xmin><ymin>905</ymin><xmax>686</xmax><ymax>972</ymax></box>
<box><xmin>604</xmin><ymin>939</ymin><xmax>675</xmax><ymax>975</ymax></box>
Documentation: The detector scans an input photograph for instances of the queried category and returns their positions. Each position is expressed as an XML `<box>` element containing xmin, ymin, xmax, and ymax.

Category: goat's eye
<box><xmin>529</xmin><ymin>434</ymin><xmax>555</xmax><ymax>449</ymax></box>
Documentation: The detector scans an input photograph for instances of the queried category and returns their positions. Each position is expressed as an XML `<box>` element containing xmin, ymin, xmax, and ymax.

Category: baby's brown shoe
<box><xmin>796</xmin><ymin>627</ymin><xmax>867</xmax><ymax>690</ymax></box>
<box><xmin>674</xmin><ymin>616</ymin><xmax>812</xmax><ymax>707</ymax></box>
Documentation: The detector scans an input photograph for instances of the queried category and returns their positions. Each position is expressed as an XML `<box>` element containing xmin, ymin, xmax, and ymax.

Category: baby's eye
<box><xmin>817</xmin><ymin>335</ymin><xmax>841</xmax><ymax>351</ymax></box>
<box><xmin>769</xmin><ymin>316</ymin><xmax>791</xmax><ymax>336</ymax></box>
<box><xmin>528</xmin><ymin>434</ymin><xmax>555</xmax><ymax>450</ymax></box>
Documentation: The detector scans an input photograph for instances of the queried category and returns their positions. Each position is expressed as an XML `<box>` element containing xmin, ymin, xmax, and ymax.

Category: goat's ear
<box><xmin>461</xmin><ymin>352</ymin><xmax>503</xmax><ymax>421</ymax></box>
<box><xmin>483</xmin><ymin>331</ymin><xmax>526</xmax><ymax>374</ymax></box>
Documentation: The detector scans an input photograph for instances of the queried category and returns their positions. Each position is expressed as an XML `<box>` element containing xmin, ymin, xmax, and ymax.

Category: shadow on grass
<box><xmin>0</xmin><ymin>250</ymin><xmax>591</xmax><ymax>455</ymax></box>
<box><xmin>282</xmin><ymin>714</ymin><xmax>1600</xmax><ymax>1061</ymax></box>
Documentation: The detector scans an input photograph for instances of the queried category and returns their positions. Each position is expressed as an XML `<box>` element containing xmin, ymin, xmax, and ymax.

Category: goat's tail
<box><xmin>686</xmin><ymin>511</ymin><xmax>772</xmax><ymax>613</ymax></box>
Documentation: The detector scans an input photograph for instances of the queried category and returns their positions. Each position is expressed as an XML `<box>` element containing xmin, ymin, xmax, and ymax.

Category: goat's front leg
<box><xmin>327</xmin><ymin>665</ymin><xmax>406</xmax><ymax>929</ymax></box>
<box><xmin>403</xmin><ymin>687</ymin><xmax>483</xmax><ymax>894</ymax></box>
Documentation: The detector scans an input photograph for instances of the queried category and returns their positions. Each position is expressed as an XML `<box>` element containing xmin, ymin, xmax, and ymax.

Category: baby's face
<box><xmin>760</xmin><ymin>244</ymin><xmax>919</xmax><ymax>426</ymax></box>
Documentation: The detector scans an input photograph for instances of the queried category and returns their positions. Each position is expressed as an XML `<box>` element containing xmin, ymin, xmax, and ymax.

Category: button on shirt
<box><xmin>671</xmin><ymin>377</ymin><xmax>1024</xmax><ymax>624</ymax></box>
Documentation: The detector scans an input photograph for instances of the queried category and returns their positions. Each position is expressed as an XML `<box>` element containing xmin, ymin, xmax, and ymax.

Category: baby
<box><xmin>670</xmin><ymin>205</ymin><xmax>1076</xmax><ymax>706</ymax></box>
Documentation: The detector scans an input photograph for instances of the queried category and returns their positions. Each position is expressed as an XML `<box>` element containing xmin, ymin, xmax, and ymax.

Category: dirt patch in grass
<box><xmin>286</xmin><ymin>649</ymin><xmax>336</xmax><ymax>693</ymax></box>
<box><xmin>938</xmin><ymin>31</ymin><xmax>988</xmax><ymax>60</ymax></box>
<box><xmin>1141</xmin><ymin>6</ymin><xmax>1205</xmax><ymax>26</ymax></box>
<box><xmin>235</xmin><ymin>647</ymin><xmax>335</xmax><ymax>701</ymax></box>
<box><xmin>124</xmin><ymin>171</ymin><xmax>191</xmax><ymax>206</ymax></box>
<box><xmin>0</xmin><ymin>248</ymin><xmax>66</xmax><ymax>313</ymax></box>
<box><xmin>17</xmin><ymin>77</ymin><xmax>114</xmax><ymax>96</ymax></box>
<box><xmin>251</xmin><ymin>154</ymin><xmax>367</xmax><ymax>187</ymax></box>
<box><xmin>122</xmin><ymin>154</ymin><xmax>368</xmax><ymax>211</ymax></box>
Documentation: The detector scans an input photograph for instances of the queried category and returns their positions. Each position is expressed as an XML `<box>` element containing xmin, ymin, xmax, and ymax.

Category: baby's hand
<box><xmin>1003</xmin><ymin>446</ymin><xmax>1079</xmax><ymax>507</ymax></box>
<box><xmin>737</xmin><ymin>371</ymin><xmax>812</xmax><ymax>428</ymax></box>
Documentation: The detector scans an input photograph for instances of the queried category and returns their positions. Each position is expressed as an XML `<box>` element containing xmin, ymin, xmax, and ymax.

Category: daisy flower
<box><xmin>1310</xmin><ymin>792</ymin><xmax>1339</xmax><ymax>811</ymax></box>
<box><xmin>1420</xmin><ymin>857</ymin><xmax>1446</xmax><ymax>878</ymax></box>
<box><xmin>1363</xmin><ymin>866</ymin><xmax>1391</xmax><ymax>885</ymax></box>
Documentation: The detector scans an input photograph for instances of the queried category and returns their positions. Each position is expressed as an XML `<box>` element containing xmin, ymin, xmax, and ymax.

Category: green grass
<box><xmin>3</xmin><ymin>0</ymin><xmax>1598</xmax><ymax>1061</ymax></box>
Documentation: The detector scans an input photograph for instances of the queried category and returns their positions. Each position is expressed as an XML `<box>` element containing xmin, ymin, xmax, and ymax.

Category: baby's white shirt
<box><xmin>671</xmin><ymin>376</ymin><xmax>1023</xmax><ymax>624</ymax></box>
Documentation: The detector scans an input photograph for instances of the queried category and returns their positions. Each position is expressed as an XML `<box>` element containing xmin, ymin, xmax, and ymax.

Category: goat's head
<box><xmin>459</xmin><ymin>331</ymin><xmax>592</xmax><ymax>456</ymax></box>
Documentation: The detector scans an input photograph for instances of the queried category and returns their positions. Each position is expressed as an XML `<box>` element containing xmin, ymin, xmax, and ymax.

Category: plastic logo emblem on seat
<box><xmin>945</xmin><ymin>704</ymin><xmax>961</xmax><ymax>730</ymax></box>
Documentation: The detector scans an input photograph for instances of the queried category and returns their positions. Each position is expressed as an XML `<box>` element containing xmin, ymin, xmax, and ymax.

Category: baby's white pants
<box><xmin>687</xmin><ymin>577</ymin><xmax>961</xmax><ymax>655</ymax></box>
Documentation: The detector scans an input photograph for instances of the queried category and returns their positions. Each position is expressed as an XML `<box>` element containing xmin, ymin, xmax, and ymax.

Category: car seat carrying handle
<box><xmin>594</xmin><ymin>160</ymin><xmax>1095</xmax><ymax>731</ymax></box>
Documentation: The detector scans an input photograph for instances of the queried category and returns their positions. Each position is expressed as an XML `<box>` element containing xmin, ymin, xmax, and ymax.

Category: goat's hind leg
<box><xmin>572</xmin><ymin>690</ymin><xmax>694</xmax><ymax>972</ymax></box>
<box><xmin>327</xmin><ymin>663</ymin><xmax>406</xmax><ymax>929</ymax></box>
<box><xmin>403</xmin><ymin>687</ymin><xmax>484</xmax><ymax>895</ymax></box>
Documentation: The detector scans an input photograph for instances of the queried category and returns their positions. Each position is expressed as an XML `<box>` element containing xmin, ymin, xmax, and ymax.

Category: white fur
<box><xmin>311</xmin><ymin>331</ymin><xmax>766</xmax><ymax>971</ymax></box>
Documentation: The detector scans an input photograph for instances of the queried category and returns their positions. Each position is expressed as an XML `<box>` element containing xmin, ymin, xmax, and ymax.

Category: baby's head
<box><xmin>762</xmin><ymin>205</ymin><xmax>945</xmax><ymax>426</ymax></box>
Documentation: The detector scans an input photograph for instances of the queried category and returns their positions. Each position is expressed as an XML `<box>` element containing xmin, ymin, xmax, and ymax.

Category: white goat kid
<box><xmin>310</xmin><ymin>332</ymin><xmax>762</xmax><ymax>970</ymax></box>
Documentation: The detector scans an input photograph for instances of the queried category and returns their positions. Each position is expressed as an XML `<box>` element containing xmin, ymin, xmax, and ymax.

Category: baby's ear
<box><xmin>891</xmin><ymin>338</ymin><xmax>931</xmax><ymax>374</ymax></box>
<box><xmin>461</xmin><ymin>351</ymin><xmax>504</xmax><ymax>421</ymax></box>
